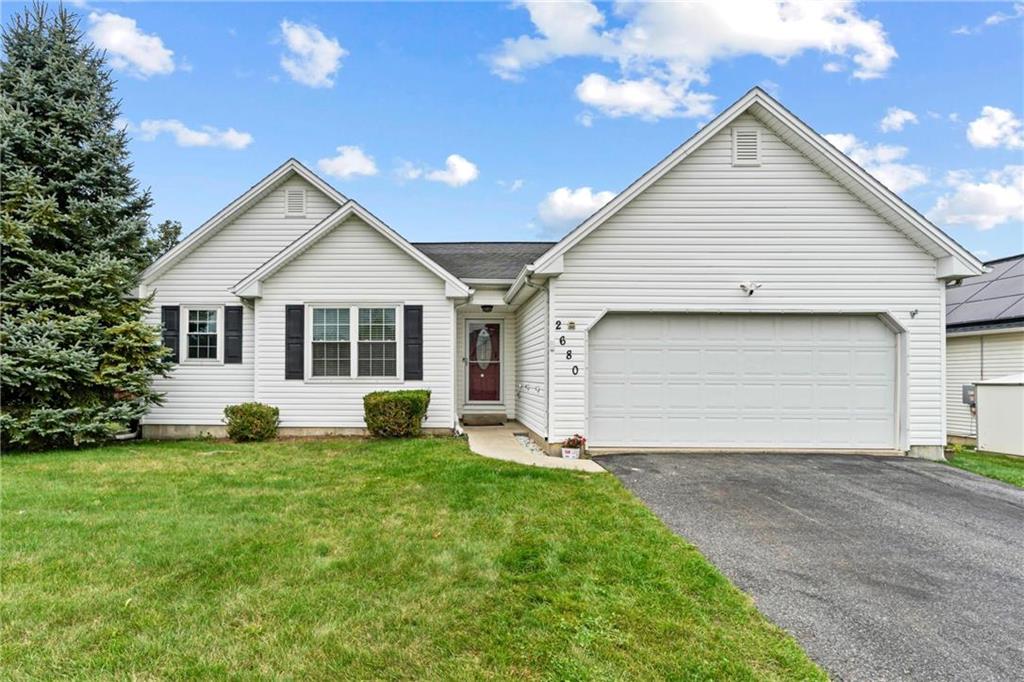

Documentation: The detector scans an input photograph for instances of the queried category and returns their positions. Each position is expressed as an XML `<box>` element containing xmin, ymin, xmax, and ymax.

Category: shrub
<box><xmin>363</xmin><ymin>390</ymin><xmax>431</xmax><ymax>438</ymax></box>
<box><xmin>223</xmin><ymin>402</ymin><xmax>279</xmax><ymax>442</ymax></box>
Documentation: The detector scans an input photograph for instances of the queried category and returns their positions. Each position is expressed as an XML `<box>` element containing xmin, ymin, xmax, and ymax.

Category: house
<box><xmin>139</xmin><ymin>87</ymin><xmax>985</xmax><ymax>459</ymax></box>
<box><xmin>945</xmin><ymin>253</ymin><xmax>1024</xmax><ymax>443</ymax></box>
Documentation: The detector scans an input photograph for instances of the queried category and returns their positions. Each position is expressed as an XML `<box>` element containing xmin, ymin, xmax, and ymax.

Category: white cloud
<box><xmin>136</xmin><ymin>120</ymin><xmax>253</xmax><ymax>149</ymax></box>
<box><xmin>577</xmin><ymin>111</ymin><xmax>594</xmax><ymax>128</ymax></box>
<box><xmin>397</xmin><ymin>154</ymin><xmax>480</xmax><ymax>187</ymax></box>
<box><xmin>87</xmin><ymin>12</ymin><xmax>175</xmax><ymax>78</ymax></box>
<box><xmin>985</xmin><ymin>2</ymin><xmax>1024</xmax><ymax>25</ymax></box>
<box><xmin>966</xmin><ymin>106</ymin><xmax>1024</xmax><ymax>150</ymax></box>
<box><xmin>928</xmin><ymin>166</ymin><xmax>1024</xmax><ymax>230</ymax></box>
<box><xmin>575</xmin><ymin>74</ymin><xmax>715</xmax><ymax>120</ymax></box>
<box><xmin>880</xmin><ymin>107</ymin><xmax>918</xmax><ymax>133</ymax></box>
<box><xmin>425</xmin><ymin>154</ymin><xmax>479</xmax><ymax>187</ymax></box>
<box><xmin>279</xmin><ymin>20</ymin><xmax>347</xmax><ymax>88</ymax></box>
<box><xmin>823</xmin><ymin>61</ymin><xmax>844</xmax><ymax>73</ymax></box>
<box><xmin>499</xmin><ymin>178</ymin><xmax>525</xmax><ymax>192</ymax></box>
<box><xmin>317</xmin><ymin>146</ymin><xmax>378</xmax><ymax>179</ymax></box>
<box><xmin>952</xmin><ymin>3</ymin><xmax>1024</xmax><ymax>34</ymax></box>
<box><xmin>491</xmin><ymin>1</ymin><xmax>896</xmax><ymax>121</ymax></box>
<box><xmin>824</xmin><ymin>133</ymin><xmax>927</xmax><ymax>193</ymax></box>
<box><xmin>395</xmin><ymin>160</ymin><xmax>424</xmax><ymax>181</ymax></box>
<box><xmin>538</xmin><ymin>186</ymin><xmax>615</xmax><ymax>228</ymax></box>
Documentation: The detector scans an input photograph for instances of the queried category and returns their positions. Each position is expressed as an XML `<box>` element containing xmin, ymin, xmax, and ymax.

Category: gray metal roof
<box><xmin>413</xmin><ymin>242</ymin><xmax>556</xmax><ymax>281</ymax></box>
<box><xmin>946</xmin><ymin>253</ymin><xmax>1024</xmax><ymax>331</ymax></box>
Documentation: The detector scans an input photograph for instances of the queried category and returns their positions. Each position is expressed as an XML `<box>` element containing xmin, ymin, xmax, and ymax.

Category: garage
<box><xmin>587</xmin><ymin>314</ymin><xmax>898</xmax><ymax>449</ymax></box>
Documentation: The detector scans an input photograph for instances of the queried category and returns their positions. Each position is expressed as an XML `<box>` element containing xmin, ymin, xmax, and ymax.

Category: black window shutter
<box><xmin>224</xmin><ymin>306</ymin><xmax>243</xmax><ymax>364</ymax></box>
<box><xmin>403</xmin><ymin>305</ymin><xmax>423</xmax><ymax>381</ymax></box>
<box><xmin>285</xmin><ymin>305</ymin><xmax>304</xmax><ymax>380</ymax></box>
<box><xmin>161</xmin><ymin>306</ymin><xmax>180</xmax><ymax>363</ymax></box>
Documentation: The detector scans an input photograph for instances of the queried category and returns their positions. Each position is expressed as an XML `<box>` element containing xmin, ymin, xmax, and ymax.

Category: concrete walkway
<box><xmin>463</xmin><ymin>422</ymin><xmax>605</xmax><ymax>473</ymax></box>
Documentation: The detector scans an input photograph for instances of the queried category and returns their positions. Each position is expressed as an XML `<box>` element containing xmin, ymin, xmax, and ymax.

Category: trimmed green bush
<box><xmin>363</xmin><ymin>390</ymin><xmax>431</xmax><ymax>438</ymax></box>
<box><xmin>223</xmin><ymin>402</ymin><xmax>279</xmax><ymax>442</ymax></box>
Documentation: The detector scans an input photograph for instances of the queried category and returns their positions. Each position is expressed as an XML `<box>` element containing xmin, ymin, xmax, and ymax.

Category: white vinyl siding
<box><xmin>144</xmin><ymin>176</ymin><xmax>339</xmax><ymax>426</ymax></box>
<box><xmin>514</xmin><ymin>285</ymin><xmax>548</xmax><ymax>438</ymax></box>
<box><xmin>946</xmin><ymin>331</ymin><xmax>1024</xmax><ymax>437</ymax></box>
<box><xmin>547</xmin><ymin>114</ymin><xmax>945</xmax><ymax>448</ymax></box>
<box><xmin>254</xmin><ymin>214</ymin><xmax>454</xmax><ymax>429</ymax></box>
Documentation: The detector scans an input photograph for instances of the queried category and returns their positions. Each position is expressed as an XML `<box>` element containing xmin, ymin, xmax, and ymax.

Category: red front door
<box><xmin>468</xmin><ymin>322</ymin><xmax>500</xmax><ymax>401</ymax></box>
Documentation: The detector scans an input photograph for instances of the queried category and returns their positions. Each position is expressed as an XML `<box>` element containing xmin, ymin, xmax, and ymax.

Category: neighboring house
<box><xmin>945</xmin><ymin>253</ymin><xmax>1024</xmax><ymax>441</ymax></box>
<box><xmin>139</xmin><ymin>87</ymin><xmax>984</xmax><ymax>459</ymax></box>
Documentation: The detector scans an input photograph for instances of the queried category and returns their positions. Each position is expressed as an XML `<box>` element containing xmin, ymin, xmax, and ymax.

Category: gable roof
<box><xmin>946</xmin><ymin>253</ymin><xmax>1024</xmax><ymax>332</ymax></box>
<box><xmin>512</xmin><ymin>87</ymin><xmax>984</xmax><ymax>301</ymax></box>
<box><xmin>140</xmin><ymin>158</ymin><xmax>348</xmax><ymax>286</ymax></box>
<box><xmin>232</xmin><ymin>201</ymin><xmax>471</xmax><ymax>298</ymax></box>
<box><xmin>413</xmin><ymin>242</ymin><xmax>555</xmax><ymax>282</ymax></box>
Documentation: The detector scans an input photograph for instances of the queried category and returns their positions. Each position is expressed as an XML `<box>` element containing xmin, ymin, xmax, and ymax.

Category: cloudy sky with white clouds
<box><xmin>7</xmin><ymin>1</ymin><xmax>1021</xmax><ymax>258</ymax></box>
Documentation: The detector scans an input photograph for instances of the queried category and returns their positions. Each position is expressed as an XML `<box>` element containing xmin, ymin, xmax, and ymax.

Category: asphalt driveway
<box><xmin>597</xmin><ymin>454</ymin><xmax>1024</xmax><ymax>681</ymax></box>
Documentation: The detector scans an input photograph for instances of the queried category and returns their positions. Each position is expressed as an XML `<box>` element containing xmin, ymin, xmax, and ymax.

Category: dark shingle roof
<box><xmin>413</xmin><ymin>242</ymin><xmax>556</xmax><ymax>281</ymax></box>
<box><xmin>946</xmin><ymin>253</ymin><xmax>1024</xmax><ymax>331</ymax></box>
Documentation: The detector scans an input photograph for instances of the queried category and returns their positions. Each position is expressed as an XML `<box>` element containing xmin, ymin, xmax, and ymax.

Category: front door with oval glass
<box><xmin>467</xmin><ymin>321</ymin><xmax>501</xmax><ymax>402</ymax></box>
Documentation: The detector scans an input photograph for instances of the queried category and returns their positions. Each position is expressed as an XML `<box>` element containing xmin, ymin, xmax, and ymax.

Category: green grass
<box><xmin>946</xmin><ymin>447</ymin><xmax>1024</xmax><ymax>489</ymax></box>
<box><xmin>2</xmin><ymin>437</ymin><xmax>823</xmax><ymax>680</ymax></box>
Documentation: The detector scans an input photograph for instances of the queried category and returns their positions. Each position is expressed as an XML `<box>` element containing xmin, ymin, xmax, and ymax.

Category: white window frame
<box><xmin>304</xmin><ymin>303</ymin><xmax>404</xmax><ymax>383</ymax></box>
<box><xmin>180</xmin><ymin>305</ymin><xmax>224</xmax><ymax>365</ymax></box>
<box><xmin>284</xmin><ymin>188</ymin><xmax>307</xmax><ymax>218</ymax></box>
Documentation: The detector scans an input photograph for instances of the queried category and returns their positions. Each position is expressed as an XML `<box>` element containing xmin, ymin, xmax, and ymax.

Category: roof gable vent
<box><xmin>732</xmin><ymin>128</ymin><xmax>761</xmax><ymax>166</ymax></box>
<box><xmin>285</xmin><ymin>188</ymin><xmax>306</xmax><ymax>217</ymax></box>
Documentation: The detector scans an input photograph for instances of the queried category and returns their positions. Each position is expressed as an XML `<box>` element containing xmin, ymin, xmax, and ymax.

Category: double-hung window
<box><xmin>307</xmin><ymin>305</ymin><xmax>398</xmax><ymax>379</ymax></box>
<box><xmin>311</xmin><ymin>308</ymin><xmax>351</xmax><ymax>377</ymax></box>
<box><xmin>186</xmin><ymin>308</ymin><xmax>220</xmax><ymax>360</ymax></box>
<box><xmin>358</xmin><ymin>307</ymin><xmax>397</xmax><ymax>377</ymax></box>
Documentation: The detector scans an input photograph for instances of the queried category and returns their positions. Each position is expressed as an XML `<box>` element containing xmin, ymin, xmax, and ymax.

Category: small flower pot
<box><xmin>561</xmin><ymin>447</ymin><xmax>581</xmax><ymax>459</ymax></box>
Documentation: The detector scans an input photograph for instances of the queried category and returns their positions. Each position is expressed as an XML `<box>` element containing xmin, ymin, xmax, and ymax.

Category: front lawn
<box><xmin>946</xmin><ymin>447</ymin><xmax>1024</xmax><ymax>489</ymax></box>
<box><xmin>2</xmin><ymin>437</ymin><xmax>822</xmax><ymax>680</ymax></box>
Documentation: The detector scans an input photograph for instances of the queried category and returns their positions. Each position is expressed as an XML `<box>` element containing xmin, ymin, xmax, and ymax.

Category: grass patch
<box><xmin>3</xmin><ymin>437</ymin><xmax>823</xmax><ymax>679</ymax></box>
<box><xmin>946</xmin><ymin>447</ymin><xmax>1024</xmax><ymax>489</ymax></box>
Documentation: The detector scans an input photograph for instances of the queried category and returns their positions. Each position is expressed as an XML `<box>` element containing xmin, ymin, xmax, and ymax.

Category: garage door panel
<box><xmin>628</xmin><ymin>349</ymin><xmax>666</xmax><ymax>374</ymax></box>
<box><xmin>778</xmin><ymin>350</ymin><xmax>816</xmax><ymax>375</ymax></box>
<box><xmin>588</xmin><ymin>314</ymin><xmax>896</xmax><ymax>449</ymax></box>
<box><xmin>704</xmin><ymin>349</ymin><xmax>741</xmax><ymax>374</ymax></box>
<box><xmin>817</xmin><ymin>350</ymin><xmax>854</xmax><ymax>376</ymax></box>
<box><xmin>666</xmin><ymin>382</ymin><xmax>701</xmax><ymax>408</ymax></box>
<box><xmin>742</xmin><ymin>350</ymin><xmax>777</xmax><ymax>375</ymax></box>
<box><xmin>666</xmin><ymin>349</ymin><xmax>701</xmax><ymax>374</ymax></box>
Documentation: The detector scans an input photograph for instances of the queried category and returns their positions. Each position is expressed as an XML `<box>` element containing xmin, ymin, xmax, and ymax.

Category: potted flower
<box><xmin>561</xmin><ymin>434</ymin><xmax>586</xmax><ymax>459</ymax></box>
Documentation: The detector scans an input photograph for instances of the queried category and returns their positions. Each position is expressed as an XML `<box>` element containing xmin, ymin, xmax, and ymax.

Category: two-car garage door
<box><xmin>588</xmin><ymin>314</ymin><xmax>897</xmax><ymax>449</ymax></box>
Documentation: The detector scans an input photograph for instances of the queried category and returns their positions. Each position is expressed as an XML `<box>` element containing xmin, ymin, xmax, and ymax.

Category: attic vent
<box><xmin>285</xmin><ymin>188</ymin><xmax>306</xmax><ymax>216</ymax></box>
<box><xmin>732</xmin><ymin>128</ymin><xmax>761</xmax><ymax>166</ymax></box>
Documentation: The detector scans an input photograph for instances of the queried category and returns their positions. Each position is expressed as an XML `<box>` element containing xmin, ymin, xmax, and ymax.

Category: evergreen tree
<box><xmin>1</xmin><ymin>3</ymin><xmax>170</xmax><ymax>450</ymax></box>
<box><xmin>144</xmin><ymin>219</ymin><xmax>182</xmax><ymax>264</ymax></box>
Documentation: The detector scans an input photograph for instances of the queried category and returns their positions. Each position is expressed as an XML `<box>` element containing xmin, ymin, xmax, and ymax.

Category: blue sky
<box><xmin>7</xmin><ymin>1</ymin><xmax>1023</xmax><ymax>259</ymax></box>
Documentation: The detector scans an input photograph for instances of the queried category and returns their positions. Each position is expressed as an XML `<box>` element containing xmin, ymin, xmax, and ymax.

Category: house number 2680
<box><xmin>555</xmin><ymin>320</ymin><xmax>580</xmax><ymax>377</ymax></box>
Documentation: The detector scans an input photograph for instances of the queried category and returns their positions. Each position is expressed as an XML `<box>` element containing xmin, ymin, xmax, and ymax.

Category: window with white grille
<box><xmin>732</xmin><ymin>128</ymin><xmax>761</xmax><ymax>166</ymax></box>
<box><xmin>285</xmin><ymin>188</ymin><xmax>306</xmax><ymax>216</ymax></box>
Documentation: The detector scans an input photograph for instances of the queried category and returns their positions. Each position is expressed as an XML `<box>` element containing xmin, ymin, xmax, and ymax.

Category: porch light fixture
<box><xmin>481</xmin><ymin>305</ymin><xmax>494</xmax><ymax>312</ymax></box>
